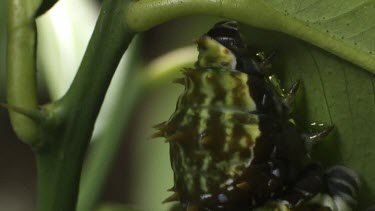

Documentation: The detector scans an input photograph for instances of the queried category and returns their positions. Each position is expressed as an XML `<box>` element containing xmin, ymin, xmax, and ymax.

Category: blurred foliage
<box><xmin>96</xmin><ymin>203</ymin><xmax>141</xmax><ymax>211</ymax></box>
<box><xmin>1</xmin><ymin>0</ymin><xmax>374</xmax><ymax>210</ymax></box>
<box><xmin>0</xmin><ymin>1</ymin><xmax>6</xmax><ymax>103</ymax></box>
<box><xmin>37</xmin><ymin>0</ymin><xmax>98</xmax><ymax>100</ymax></box>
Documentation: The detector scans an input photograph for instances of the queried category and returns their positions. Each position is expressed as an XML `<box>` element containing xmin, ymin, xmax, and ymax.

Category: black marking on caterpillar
<box><xmin>154</xmin><ymin>21</ymin><xmax>360</xmax><ymax>211</ymax></box>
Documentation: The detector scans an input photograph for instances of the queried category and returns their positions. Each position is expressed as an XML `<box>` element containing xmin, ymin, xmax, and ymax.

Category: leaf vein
<box><xmin>306</xmin><ymin>47</ymin><xmax>333</xmax><ymax>124</ymax></box>
<box><xmin>342</xmin><ymin>65</ymin><xmax>355</xmax><ymax>161</ymax></box>
<box><xmin>348</xmin><ymin>24</ymin><xmax>375</xmax><ymax>40</ymax></box>
<box><xmin>294</xmin><ymin>0</ymin><xmax>320</xmax><ymax>15</ymax></box>
<box><xmin>321</xmin><ymin>0</ymin><xmax>374</xmax><ymax>22</ymax></box>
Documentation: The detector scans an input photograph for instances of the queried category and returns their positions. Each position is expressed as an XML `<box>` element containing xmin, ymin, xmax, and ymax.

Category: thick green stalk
<box><xmin>125</xmin><ymin>0</ymin><xmax>375</xmax><ymax>75</ymax></box>
<box><xmin>77</xmin><ymin>78</ymin><xmax>142</xmax><ymax>211</ymax></box>
<box><xmin>35</xmin><ymin>0</ymin><xmax>135</xmax><ymax>210</ymax></box>
<box><xmin>77</xmin><ymin>37</ymin><xmax>142</xmax><ymax>211</ymax></box>
<box><xmin>7</xmin><ymin>0</ymin><xmax>41</xmax><ymax>145</ymax></box>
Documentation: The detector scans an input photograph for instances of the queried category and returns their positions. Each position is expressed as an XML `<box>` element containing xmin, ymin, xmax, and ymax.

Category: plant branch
<box><xmin>77</xmin><ymin>36</ymin><xmax>142</xmax><ymax>211</ymax></box>
<box><xmin>6</xmin><ymin>0</ymin><xmax>43</xmax><ymax>146</ymax></box>
<box><xmin>125</xmin><ymin>0</ymin><xmax>375</xmax><ymax>75</ymax></box>
<box><xmin>35</xmin><ymin>0</ymin><xmax>135</xmax><ymax>210</ymax></box>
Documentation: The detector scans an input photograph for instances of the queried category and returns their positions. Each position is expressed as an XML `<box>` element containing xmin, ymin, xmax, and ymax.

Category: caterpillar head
<box><xmin>206</xmin><ymin>21</ymin><xmax>245</xmax><ymax>53</ymax></box>
<box><xmin>196</xmin><ymin>36</ymin><xmax>237</xmax><ymax>70</ymax></box>
<box><xmin>198</xmin><ymin>21</ymin><xmax>265</xmax><ymax>75</ymax></box>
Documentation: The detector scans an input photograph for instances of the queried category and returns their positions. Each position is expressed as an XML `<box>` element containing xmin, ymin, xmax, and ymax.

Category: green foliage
<box><xmin>96</xmin><ymin>203</ymin><xmax>141</xmax><ymax>211</ymax></box>
<box><xmin>4</xmin><ymin>0</ymin><xmax>374</xmax><ymax>210</ymax></box>
<box><xmin>0</xmin><ymin>1</ymin><xmax>6</xmax><ymax>102</ymax></box>
<box><xmin>264</xmin><ymin>0</ymin><xmax>375</xmax><ymax>66</ymax></box>
<box><xmin>126</xmin><ymin>0</ymin><xmax>375</xmax><ymax>74</ymax></box>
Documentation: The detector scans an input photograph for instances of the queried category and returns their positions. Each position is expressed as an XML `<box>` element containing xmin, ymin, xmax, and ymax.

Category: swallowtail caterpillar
<box><xmin>153</xmin><ymin>21</ymin><xmax>360</xmax><ymax>211</ymax></box>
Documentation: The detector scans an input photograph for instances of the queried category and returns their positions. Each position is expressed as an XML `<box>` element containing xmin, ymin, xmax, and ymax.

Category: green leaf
<box><xmin>126</xmin><ymin>0</ymin><xmax>375</xmax><ymax>75</ymax></box>
<box><xmin>241</xmin><ymin>25</ymin><xmax>375</xmax><ymax>209</ymax></box>
<box><xmin>261</xmin><ymin>0</ymin><xmax>375</xmax><ymax>74</ymax></box>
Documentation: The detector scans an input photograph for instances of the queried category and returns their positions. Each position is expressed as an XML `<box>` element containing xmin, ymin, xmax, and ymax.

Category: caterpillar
<box><xmin>153</xmin><ymin>21</ymin><xmax>360</xmax><ymax>211</ymax></box>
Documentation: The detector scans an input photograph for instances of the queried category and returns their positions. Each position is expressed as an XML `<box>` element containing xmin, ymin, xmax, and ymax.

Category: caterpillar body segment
<box><xmin>154</xmin><ymin>21</ymin><xmax>360</xmax><ymax>211</ymax></box>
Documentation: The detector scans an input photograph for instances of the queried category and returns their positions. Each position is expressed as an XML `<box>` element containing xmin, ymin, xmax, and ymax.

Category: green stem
<box><xmin>77</xmin><ymin>37</ymin><xmax>142</xmax><ymax>211</ymax></box>
<box><xmin>7</xmin><ymin>0</ymin><xmax>41</xmax><ymax>145</ymax></box>
<box><xmin>78</xmin><ymin>79</ymin><xmax>142</xmax><ymax>211</ymax></box>
<box><xmin>125</xmin><ymin>0</ymin><xmax>375</xmax><ymax>75</ymax></box>
<box><xmin>36</xmin><ymin>0</ymin><xmax>135</xmax><ymax>210</ymax></box>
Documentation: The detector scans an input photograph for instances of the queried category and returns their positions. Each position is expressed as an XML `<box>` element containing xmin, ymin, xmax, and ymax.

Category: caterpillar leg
<box><xmin>283</xmin><ymin>80</ymin><xmax>301</xmax><ymax>112</ymax></box>
<box><xmin>280</xmin><ymin>163</ymin><xmax>325</xmax><ymax>207</ymax></box>
<box><xmin>320</xmin><ymin>166</ymin><xmax>360</xmax><ymax>211</ymax></box>
<box><xmin>280</xmin><ymin>165</ymin><xmax>360</xmax><ymax>210</ymax></box>
<box><xmin>256</xmin><ymin>200</ymin><xmax>332</xmax><ymax>211</ymax></box>
<box><xmin>291</xmin><ymin>165</ymin><xmax>360</xmax><ymax>211</ymax></box>
<box><xmin>253</xmin><ymin>164</ymin><xmax>326</xmax><ymax>210</ymax></box>
<box><xmin>291</xmin><ymin>166</ymin><xmax>360</xmax><ymax>211</ymax></box>
<box><xmin>303</xmin><ymin>126</ymin><xmax>334</xmax><ymax>152</ymax></box>
<box><xmin>257</xmin><ymin>165</ymin><xmax>360</xmax><ymax>211</ymax></box>
<box><xmin>260</xmin><ymin>50</ymin><xmax>277</xmax><ymax>70</ymax></box>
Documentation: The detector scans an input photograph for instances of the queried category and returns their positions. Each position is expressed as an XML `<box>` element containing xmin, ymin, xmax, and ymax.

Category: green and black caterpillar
<box><xmin>154</xmin><ymin>21</ymin><xmax>360</xmax><ymax>211</ymax></box>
